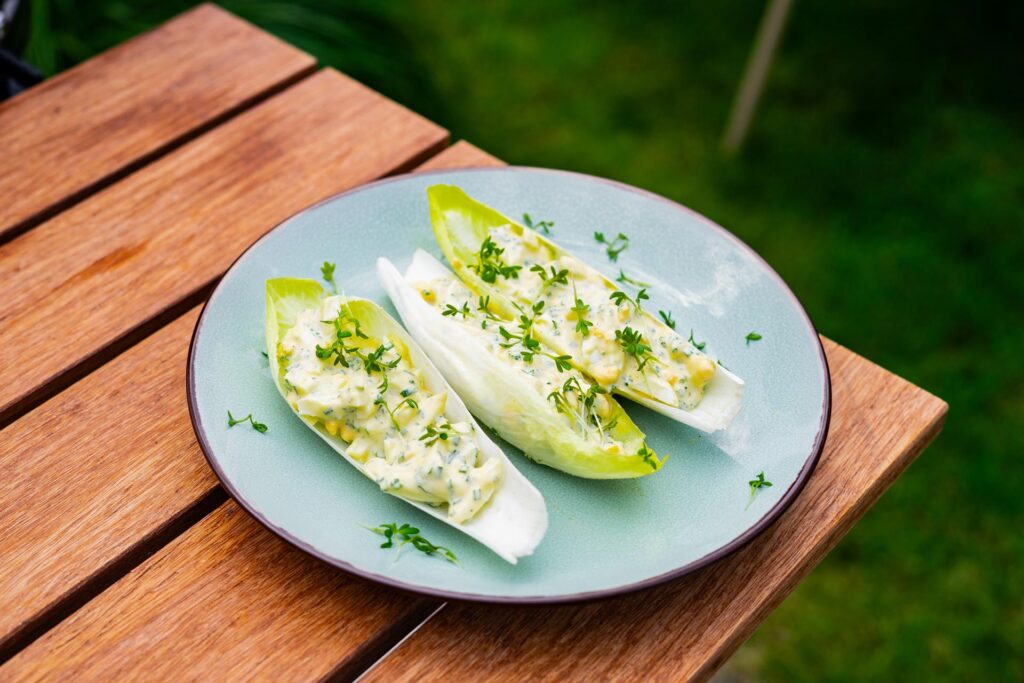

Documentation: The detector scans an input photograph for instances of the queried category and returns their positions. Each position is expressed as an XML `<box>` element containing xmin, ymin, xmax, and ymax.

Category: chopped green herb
<box><xmin>746</xmin><ymin>471</ymin><xmax>773</xmax><ymax>508</ymax></box>
<box><xmin>593</xmin><ymin>231</ymin><xmax>630</xmax><ymax>261</ymax></box>
<box><xmin>356</xmin><ymin>342</ymin><xmax>401</xmax><ymax>375</ymax></box>
<box><xmin>227</xmin><ymin>410</ymin><xmax>268</xmax><ymax>433</ymax></box>
<box><xmin>471</xmin><ymin>294</ymin><xmax>503</xmax><ymax>327</ymax></box>
<box><xmin>498</xmin><ymin>301</ymin><xmax>542</xmax><ymax>353</ymax></box>
<box><xmin>530</xmin><ymin>264</ymin><xmax>569</xmax><ymax>288</ymax></box>
<box><xmin>637</xmin><ymin>443</ymin><xmax>659</xmax><ymax>470</ymax></box>
<box><xmin>473</xmin><ymin>235</ymin><xmax>522</xmax><ymax>283</ymax></box>
<box><xmin>522</xmin><ymin>212</ymin><xmax>554</xmax><ymax>235</ymax></box>
<box><xmin>745</xmin><ymin>331</ymin><xmax>763</xmax><ymax>345</ymax></box>
<box><xmin>475</xmin><ymin>295</ymin><xmax>503</xmax><ymax>324</ymax></box>
<box><xmin>317</xmin><ymin>308</ymin><xmax>399</xmax><ymax>376</ymax></box>
<box><xmin>615</xmin><ymin>326</ymin><xmax>657</xmax><ymax>372</ymax></box>
<box><xmin>498</xmin><ymin>301</ymin><xmax>572</xmax><ymax>370</ymax></box>
<box><xmin>374</xmin><ymin>396</ymin><xmax>419</xmax><ymax>430</ymax></box>
<box><xmin>658</xmin><ymin>310</ymin><xmax>676</xmax><ymax>330</ymax></box>
<box><xmin>688</xmin><ymin>329</ymin><xmax>706</xmax><ymax>351</ymax></box>
<box><xmin>571</xmin><ymin>279</ymin><xmax>593</xmax><ymax>337</ymax></box>
<box><xmin>547</xmin><ymin>376</ymin><xmax>611</xmax><ymax>439</ymax></box>
<box><xmin>609</xmin><ymin>288</ymin><xmax>649</xmax><ymax>312</ymax></box>
<box><xmin>316</xmin><ymin>308</ymin><xmax>368</xmax><ymax>368</ymax></box>
<box><xmin>366</xmin><ymin>523</ymin><xmax>458</xmax><ymax>564</ymax></box>
<box><xmin>321</xmin><ymin>261</ymin><xmax>338</xmax><ymax>293</ymax></box>
<box><xmin>550</xmin><ymin>354</ymin><xmax>574</xmax><ymax>371</ymax></box>
<box><xmin>442</xmin><ymin>302</ymin><xmax>472</xmax><ymax>319</ymax></box>
<box><xmin>615</xmin><ymin>269</ymin><xmax>651</xmax><ymax>288</ymax></box>
<box><xmin>420</xmin><ymin>421</ymin><xmax>453</xmax><ymax>446</ymax></box>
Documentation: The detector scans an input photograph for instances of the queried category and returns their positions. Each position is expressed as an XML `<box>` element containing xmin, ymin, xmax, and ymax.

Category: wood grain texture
<box><xmin>0</xmin><ymin>309</ymin><xmax>216</xmax><ymax>658</ymax></box>
<box><xmin>1</xmin><ymin>503</ymin><xmax>438</xmax><ymax>681</ymax></box>
<box><xmin>363</xmin><ymin>339</ymin><xmax>947</xmax><ymax>683</ymax></box>
<box><xmin>0</xmin><ymin>67</ymin><xmax>447</xmax><ymax>425</ymax></box>
<box><xmin>0</xmin><ymin>145</ymin><xmax>474</xmax><ymax>662</ymax></box>
<box><xmin>0</xmin><ymin>4</ymin><xmax>315</xmax><ymax>241</ymax></box>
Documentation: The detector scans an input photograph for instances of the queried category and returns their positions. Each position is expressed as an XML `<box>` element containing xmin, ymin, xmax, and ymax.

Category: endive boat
<box><xmin>427</xmin><ymin>185</ymin><xmax>744</xmax><ymax>432</ymax></box>
<box><xmin>265</xmin><ymin>278</ymin><xmax>547</xmax><ymax>563</ymax></box>
<box><xmin>378</xmin><ymin>250</ymin><xmax>663</xmax><ymax>479</ymax></box>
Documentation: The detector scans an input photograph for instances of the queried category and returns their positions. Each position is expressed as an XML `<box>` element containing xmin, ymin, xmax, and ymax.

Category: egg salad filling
<box><xmin>456</xmin><ymin>224</ymin><xmax>717</xmax><ymax>409</ymax></box>
<box><xmin>278</xmin><ymin>296</ymin><xmax>502</xmax><ymax>523</ymax></box>
<box><xmin>413</xmin><ymin>274</ymin><xmax>630</xmax><ymax>452</ymax></box>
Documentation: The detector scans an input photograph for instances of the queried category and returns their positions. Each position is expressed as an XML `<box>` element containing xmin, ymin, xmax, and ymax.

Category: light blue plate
<box><xmin>188</xmin><ymin>167</ymin><xmax>830</xmax><ymax>603</ymax></box>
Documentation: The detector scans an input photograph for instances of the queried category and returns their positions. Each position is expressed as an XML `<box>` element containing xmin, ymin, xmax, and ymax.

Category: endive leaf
<box><xmin>265</xmin><ymin>278</ymin><xmax>547</xmax><ymax>564</ymax></box>
<box><xmin>377</xmin><ymin>252</ymin><xmax>663</xmax><ymax>479</ymax></box>
<box><xmin>427</xmin><ymin>185</ymin><xmax>744</xmax><ymax>432</ymax></box>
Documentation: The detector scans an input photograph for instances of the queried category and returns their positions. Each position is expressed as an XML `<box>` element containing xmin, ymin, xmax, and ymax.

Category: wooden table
<box><xmin>0</xmin><ymin>6</ymin><xmax>947</xmax><ymax>681</ymax></box>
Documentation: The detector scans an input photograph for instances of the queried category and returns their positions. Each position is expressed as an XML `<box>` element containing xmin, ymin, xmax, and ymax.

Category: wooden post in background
<box><xmin>722</xmin><ymin>0</ymin><xmax>794</xmax><ymax>153</ymax></box>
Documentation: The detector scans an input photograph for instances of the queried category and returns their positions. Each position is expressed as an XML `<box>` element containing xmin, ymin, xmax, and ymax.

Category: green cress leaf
<box><xmin>746</xmin><ymin>471</ymin><xmax>773</xmax><ymax>508</ymax></box>
<box><xmin>227</xmin><ymin>410</ymin><xmax>268</xmax><ymax>433</ymax></box>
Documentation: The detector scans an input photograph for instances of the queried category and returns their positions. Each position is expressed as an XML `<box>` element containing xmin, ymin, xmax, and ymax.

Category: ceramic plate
<box><xmin>187</xmin><ymin>167</ymin><xmax>830</xmax><ymax>604</ymax></box>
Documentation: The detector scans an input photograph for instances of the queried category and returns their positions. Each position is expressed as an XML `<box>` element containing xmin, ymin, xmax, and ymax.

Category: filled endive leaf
<box><xmin>428</xmin><ymin>185</ymin><xmax>744</xmax><ymax>432</ymax></box>
<box><xmin>377</xmin><ymin>251</ymin><xmax>662</xmax><ymax>479</ymax></box>
<box><xmin>265</xmin><ymin>277</ymin><xmax>547</xmax><ymax>563</ymax></box>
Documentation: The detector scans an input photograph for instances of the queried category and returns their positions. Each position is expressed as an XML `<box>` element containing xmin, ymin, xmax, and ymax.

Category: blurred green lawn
<box><xmin>22</xmin><ymin>0</ymin><xmax>1023</xmax><ymax>679</ymax></box>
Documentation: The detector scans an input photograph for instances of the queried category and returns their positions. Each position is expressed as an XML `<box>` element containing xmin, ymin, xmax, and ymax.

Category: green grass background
<box><xmin>17</xmin><ymin>0</ymin><xmax>1023</xmax><ymax>679</ymax></box>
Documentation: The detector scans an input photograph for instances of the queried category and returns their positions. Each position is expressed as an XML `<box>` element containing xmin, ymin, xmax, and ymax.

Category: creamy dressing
<box><xmin>414</xmin><ymin>275</ymin><xmax>626</xmax><ymax>451</ymax></box>
<box><xmin>464</xmin><ymin>224</ymin><xmax>717</xmax><ymax>409</ymax></box>
<box><xmin>278</xmin><ymin>296</ymin><xmax>501</xmax><ymax>523</ymax></box>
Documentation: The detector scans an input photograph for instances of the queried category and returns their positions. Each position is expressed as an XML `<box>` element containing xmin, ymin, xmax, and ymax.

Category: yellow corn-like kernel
<box><xmin>420</xmin><ymin>288</ymin><xmax>436</xmax><ymax>303</ymax></box>
<box><xmin>590</xmin><ymin>362</ymin><xmax>622</xmax><ymax>385</ymax></box>
<box><xmin>686</xmin><ymin>355</ymin><xmax>717</xmax><ymax>390</ymax></box>
<box><xmin>323</xmin><ymin>420</ymin><xmax>339</xmax><ymax>436</ymax></box>
<box><xmin>347</xmin><ymin>437</ymin><xmax>370</xmax><ymax>461</ymax></box>
<box><xmin>339</xmin><ymin>424</ymin><xmax>357</xmax><ymax>442</ymax></box>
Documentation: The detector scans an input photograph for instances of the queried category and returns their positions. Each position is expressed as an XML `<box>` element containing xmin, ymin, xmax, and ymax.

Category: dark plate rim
<box><xmin>186</xmin><ymin>165</ymin><xmax>832</xmax><ymax>606</ymax></box>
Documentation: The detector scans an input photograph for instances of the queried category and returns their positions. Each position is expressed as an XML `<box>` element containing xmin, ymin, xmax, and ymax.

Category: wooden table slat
<box><xmin>0</xmin><ymin>4</ymin><xmax>315</xmax><ymax>242</ymax></box>
<box><xmin>0</xmin><ymin>68</ymin><xmax>447</xmax><ymax>427</ymax></box>
<box><xmin>1</xmin><ymin>503</ymin><xmax>438</xmax><ymax>681</ymax></box>
<box><xmin>0</xmin><ymin>308</ymin><xmax>213</xmax><ymax>659</ymax></box>
<box><xmin>362</xmin><ymin>340</ymin><xmax>947</xmax><ymax>683</ymax></box>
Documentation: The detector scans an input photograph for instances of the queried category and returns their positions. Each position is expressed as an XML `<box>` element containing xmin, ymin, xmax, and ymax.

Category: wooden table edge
<box><xmin>692</xmin><ymin>398</ymin><xmax>947</xmax><ymax>681</ymax></box>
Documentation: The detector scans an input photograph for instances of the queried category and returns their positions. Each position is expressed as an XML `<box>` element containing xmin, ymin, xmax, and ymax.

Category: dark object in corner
<box><xmin>0</xmin><ymin>0</ymin><xmax>42</xmax><ymax>101</ymax></box>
